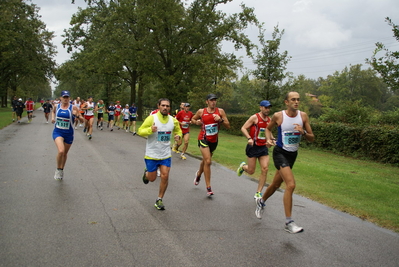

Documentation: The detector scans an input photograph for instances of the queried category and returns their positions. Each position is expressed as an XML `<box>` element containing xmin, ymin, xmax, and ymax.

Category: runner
<box><xmin>11</xmin><ymin>96</ymin><xmax>18</xmax><ymax>122</ymax></box>
<box><xmin>138</xmin><ymin>98</ymin><xmax>182</xmax><ymax>210</ymax></box>
<box><xmin>25</xmin><ymin>98</ymin><xmax>35</xmax><ymax>123</ymax></box>
<box><xmin>114</xmin><ymin>101</ymin><xmax>122</xmax><ymax>130</ymax></box>
<box><xmin>191</xmin><ymin>94</ymin><xmax>230</xmax><ymax>196</ymax></box>
<box><xmin>96</xmin><ymin>99</ymin><xmax>105</xmax><ymax>130</ymax></box>
<box><xmin>255</xmin><ymin>91</ymin><xmax>314</xmax><ymax>234</ymax></box>
<box><xmin>107</xmin><ymin>102</ymin><xmax>116</xmax><ymax>131</ymax></box>
<box><xmin>121</xmin><ymin>104</ymin><xmax>130</xmax><ymax>132</ymax></box>
<box><xmin>82</xmin><ymin>96</ymin><xmax>95</xmax><ymax>140</ymax></box>
<box><xmin>175</xmin><ymin>103</ymin><xmax>194</xmax><ymax>160</ymax></box>
<box><xmin>236</xmin><ymin>100</ymin><xmax>273</xmax><ymax>199</ymax></box>
<box><xmin>129</xmin><ymin>103</ymin><xmax>138</xmax><ymax>135</ymax></box>
<box><xmin>172</xmin><ymin>102</ymin><xmax>186</xmax><ymax>153</ymax></box>
<box><xmin>51</xmin><ymin>90</ymin><xmax>84</xmax><ymax>180</ymax></box>
<box><xmin>79</xmin><ymin>99</ymin><xmax>86</xmax><ymax>129</ymax></box>
<box><xmin>42</xmin><ymin>99</ymin><xmax>53</xmax><ymax>123</ymax></box>
<box><xmin>15</xmin><ymin>98</ymin><xmax>25</xmax><ymax>123</ymax></box>
<box><xmin>72</xmin><ymin>97</ymin><xmax>82</xmax><ymax>129</ymax></box>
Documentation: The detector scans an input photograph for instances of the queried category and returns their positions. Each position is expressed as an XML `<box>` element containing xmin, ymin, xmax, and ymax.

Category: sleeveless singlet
<box><xmin>198</xmin><ymin>107</ymin><xmax>220</xmax><ymax>143</ymax></box>
<box><xmin>276</xmin><ymin>110</ymin><xmax>303</xmax><ymax>152</ymax></box>
<box><xmin>249</xmin><ymin>113</ymin><xmax>270</xmax><ymax>146</ymax></box>
<box><xmin>145</xmin><ymin>114</ymin><xmax>175</xmax><ymax>159</ymax></box>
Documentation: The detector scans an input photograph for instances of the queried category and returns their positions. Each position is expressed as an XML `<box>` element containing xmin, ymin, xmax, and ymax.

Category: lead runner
<box><xmin>52</xmin><ymin>90</ymin><xmax>84</xmax><ymax>180</ymax></box>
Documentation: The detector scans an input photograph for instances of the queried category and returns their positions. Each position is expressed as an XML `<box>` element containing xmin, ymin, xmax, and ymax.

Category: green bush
<box><xmin>305</xmin><ymin>121</ymin><xmax>399</xmax><ymax>164</ymax></box>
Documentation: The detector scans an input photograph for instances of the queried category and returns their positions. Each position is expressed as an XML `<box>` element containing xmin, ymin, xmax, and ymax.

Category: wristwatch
<box><xmin>302</xmin><ymin>130</ymin><xmax>307</xmax><ymax>135</ymax></box>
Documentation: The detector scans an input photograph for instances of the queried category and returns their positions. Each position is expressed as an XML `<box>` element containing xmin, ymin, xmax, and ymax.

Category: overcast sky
<box><xmin>32</xmin><ymin>0</ymin><xmax>399</xmax><ymax>80</ymax></box>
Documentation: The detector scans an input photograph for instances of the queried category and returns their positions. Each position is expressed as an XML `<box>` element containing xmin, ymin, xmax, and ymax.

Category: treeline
<box><xmin>0</xmin><ymin>0</ymin><xmax>55</xmax><ymax>105</ymax></box>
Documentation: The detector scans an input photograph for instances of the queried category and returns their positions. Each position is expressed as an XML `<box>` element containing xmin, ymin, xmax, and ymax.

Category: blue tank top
<box><xmin>54</xmin><ymin>104</ymin><xmax>74</xmax><ymax>135</ymax></box>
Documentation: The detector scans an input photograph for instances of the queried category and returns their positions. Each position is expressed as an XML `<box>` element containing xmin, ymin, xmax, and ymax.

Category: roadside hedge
<box><xmin>222</xmin><ymin>115</ymin><xmax>399</xmax><ymax>165</ymax></box>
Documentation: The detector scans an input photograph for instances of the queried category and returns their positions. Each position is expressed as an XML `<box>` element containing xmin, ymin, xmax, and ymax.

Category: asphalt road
<box><xmin>1</xmin><ymin>110</ymin><xmax>398</xmax><ymax>267</ymax></box>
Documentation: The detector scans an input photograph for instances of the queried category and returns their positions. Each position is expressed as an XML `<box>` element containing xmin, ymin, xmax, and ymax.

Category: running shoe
<box><xmin>101</xmin><ymin>127</ymin><xmax>103</xmax><ymax>130</ymax></box>
<box><xmin>255</xmin><ymin>198</ymin><xmax>265</xmax><ymax>219</ymax></box>
<box><xmin>157</xmin><ymin>169</ymin><xmax>161</xmax><ymax>177</ymax></box>
<box><xmin>285</xmin><ymin>221</ymin><xmax>304</xmax><ymax>234</ymax></box>
<box><xmin>133</xmin><ymin>132</ymin><xmax>136</xmax><ymax>136</ymax></box>
<box><xmin>88</xmin><ymin>134</ymin><xmax>92</xmax><ymax>140</ymax></box>
<box><xmin>172</xmin><ymin>144</ymin><xmax>179</xmax><ymax>153</ymax></box>
<box><xmin>54</xmin><ymin>169</ymin><xmax>63</xmax><ymax>181</ymax></box>
<box><xmin>83</xmin><ymin>128</ymin><xmax>87</xmax><ymax>133</ymax></box>
<box><xmin>254</xmin><ymin>192</ymin><xmax>263</xmax><ymax>199</ymax></box>
<box><xmin>181</xmin><ymin>153</ymin><xmax>186</xmax><ymax>160</ymax></box>
<box><xmin>110</xmin><ymin>128</ymin><xmax>113</xmax><ymax>131</ymax></box>
<box><xmin>194</xmin><ymin>170</ymin><xmax>201</xmax><ymax>186</ymax></box>
<box><xmin>207</xmin><ymin>187</ymin><xmax>214</xmax><ymax>196</ymax></box>
<box><xmin>154</xmin><ymin>199</ymin><xmax>165</xmax><ymax>210</ymax></box>
<box><xmin>236</xmin><ymin>162</ymin><xmax>246</xmax><ymax>176</ymax></box>
<box><xmin>142</xmin><ymin>168</ymin><xmax>149</xmax><ymax>184</ymax></box>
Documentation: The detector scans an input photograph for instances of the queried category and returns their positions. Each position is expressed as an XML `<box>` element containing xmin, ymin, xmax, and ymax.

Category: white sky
<box><xmin>32</xmin><ymin>0</ymin><xmax>399</xmax><ymax>80</ymax></box>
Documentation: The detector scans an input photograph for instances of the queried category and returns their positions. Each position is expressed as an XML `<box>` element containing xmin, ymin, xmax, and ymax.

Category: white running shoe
<box><xmin>255</xmin><ymin>198</ymin><xmax>265</xmax><ymax>219</ymax></box>
<box><xmin>285</xmin><ymin>221</ymin><xmax>304</xmax><ymax>234</ymax></box>
<box><xmin>157</xmin><ymin>169</ymin><xmax>161</xmax><ymax>177</ymax></box>
<box><xmin>54</xmin><ymin>169</ymin><xmax>63</xmax><ymax>180</ymax></box>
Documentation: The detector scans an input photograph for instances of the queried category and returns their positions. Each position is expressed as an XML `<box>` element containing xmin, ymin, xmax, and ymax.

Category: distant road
<box><xmin>0</xmin><ymin>110</ymin><xmax>398</xmax><ymax>267</ymax></box>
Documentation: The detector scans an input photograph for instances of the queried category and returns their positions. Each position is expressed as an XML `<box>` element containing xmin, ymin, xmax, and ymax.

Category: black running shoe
<box><xmin>142</xmin><ymin>168</ymin><xmax>149</xmax><ymax>184</ymax></box>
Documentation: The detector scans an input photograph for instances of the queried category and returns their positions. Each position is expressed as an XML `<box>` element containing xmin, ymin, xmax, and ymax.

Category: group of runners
<box><xmin>11</xmin><ymin>96</ymin><xmax>36</xmax><ymax>123</ymax></box>
<box><xmin>48</xmin><ymin>90</ymin><xmax>314</xmax><ymax>234</ymax></box>
<box><xmin>71</xmin><ymin>97</ymin><xmax>139</xmax><ymax>139</ymax></box>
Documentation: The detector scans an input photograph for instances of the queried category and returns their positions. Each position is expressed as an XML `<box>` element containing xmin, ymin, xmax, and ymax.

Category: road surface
<box><xmin>0</xmin><ymin>111</ymin><xmax>398</xmax><ymax>266</ymax></box>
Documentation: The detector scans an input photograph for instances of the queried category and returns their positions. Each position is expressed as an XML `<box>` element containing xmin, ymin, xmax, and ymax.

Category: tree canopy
<box><xmin>0</xmin><ymin>0</ymin><xmax>56</xmax><ymax>105</ymax></box>
<box><xmin>367</xmin><ymin>17</ymin><xmax>399</xmax><ymax>91</ymax></box>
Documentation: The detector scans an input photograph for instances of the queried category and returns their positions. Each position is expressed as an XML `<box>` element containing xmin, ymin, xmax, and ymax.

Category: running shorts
<box><xmin>144</xmin><ymin>158</ymin><xmax>172</xmax><ymax>172</ymax></box>
<box><xmin>273</xmin><ymin>145</ymin><xmax>297</xmax><ymax>170</ymax></box>
<box><xmin>246</xmin><ymin>144</ymin><xmax>269</xmax><ymax>158</ymax></box>
<box><xmin>198</xmin><ymin>139</ymin><xmax>218</xmax><ymax>154</ymax></box>
<box><xmin>53</xmin><ymin>130</ymin><xmax>74</xmax><ymax>144</ymax></box>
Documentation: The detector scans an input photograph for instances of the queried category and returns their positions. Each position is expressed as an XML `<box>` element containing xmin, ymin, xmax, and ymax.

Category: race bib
<box><xmin>257</xmin><ymin>128</ymin><xmax>266</xmax><ymax>139</ymax></box>
<box><xmin>109</xmin><ymin>111</ymin><xmax>114</xmax><ymax>115</ymax></box>
<box><xmin>205</xmin><ymin>123</ymin><xmax>218</xmax><ymax>136</ymax></box>
<box><xmin>282</xmin><ymin>131</ymin><xmax>301</xmax><ymax>147</ymax></box>
<box><xmin>157</xmin><ymin>131</ymin><xmax>171</xmax><ymax>142</ymax></box>
<box><xmin>56</xmin><ymin>117</ymin><xmax>70</xmax><ymax>130</ymax></box>
<box><xmin>182</xmin><ymin>122</ymin><xmax>189</xmax><ymax>129</ymax></box>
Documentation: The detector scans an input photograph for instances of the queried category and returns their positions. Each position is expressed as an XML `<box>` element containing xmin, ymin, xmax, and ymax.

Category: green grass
<box><xmin>2</xmin><ymin>114</ymin><xmax>398</xmax><ymax>232</ymax></box>
<box><xmin>0</xmin><ymin>107</ymin><xmax>16</xmax><ymax>129</ymax></box>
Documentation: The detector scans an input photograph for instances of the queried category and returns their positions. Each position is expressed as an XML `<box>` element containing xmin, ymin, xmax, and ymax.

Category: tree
<box><xmin>62</xmin><ymin>0</ymin><xmax>259</xmax><ymax>117</ymax></box>
<box><xmin>252</xmin><ymin>24</ymin><xmax>291</xmax><ymax>101</ymax></box>
<box><xmin>0</xmin><ymin>0</ymin><xmax>56</xmax><ymax>106</ymax></box>
<box><xmin>318</xmin><ymin>64</ymin><xmax>388</xmax><ymax>110</ymax></box>
<box><xmin>367</xmin><ymin>17</ymin><xmax>399</xmax><ymax>91</ymax></box>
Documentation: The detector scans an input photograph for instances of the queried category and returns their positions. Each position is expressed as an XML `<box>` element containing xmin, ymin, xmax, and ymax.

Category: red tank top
<box><xmin>198</xmin><ymin>107</ymin><xmax>220</xmax><ymax>143</ymax></box>
<box><xmin>249</xmin><ymin>113</ymin><xmax>270</xmax><ymax>146</ymax></box>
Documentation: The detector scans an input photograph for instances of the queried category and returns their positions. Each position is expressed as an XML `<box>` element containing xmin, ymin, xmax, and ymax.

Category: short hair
<box><xmin>285</xmin><ymin>91</ymin><xmax>299</xmax><ymax>101</ymax></box>
<box><xmin>157</xmin><ymin>98</ymin><xmax>170</xmax><ymax>106</ymax></box>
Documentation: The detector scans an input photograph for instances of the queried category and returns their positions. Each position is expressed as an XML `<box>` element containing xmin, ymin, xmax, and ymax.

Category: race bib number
<box><xmin>282</xmin><ymin>131</ymin><xmax>301</xmax><ymax>147</ymax></box>
<box><xmin>182</xmin><ymin>122</ymin><xmax>189</xmax><ymax>129</ymax></box>
<box><xmin>157</xmin><ymin>131</ymin><xmax>171</xmax><ymax>142</ymax></box>
<box><xmin>56</xmin><ymin>117</ymin><xmax>70</xmax><ymax>130</ymax></box>
<box><xmin>205</xmin><ymin>123</ymin><xmax>218</xmax><ymax>136</ymax></box>
<box><xmin>109</xmin><ymin>111</ymin><xmax>114</xmax><ymax>115</ymax></box>
<box><xmin>257</xmin><ymin>128</ymin><xmax>266</xmax><ymax>139</ymax></box>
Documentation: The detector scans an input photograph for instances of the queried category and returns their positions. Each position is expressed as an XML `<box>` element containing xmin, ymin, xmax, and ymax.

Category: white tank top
<box><xmin>145</xmin><ymin>114</ymin><xmax>175</xmax><ymax>159</ymax></box>
<box><xmin>85</xmin><ymin>102</ymin><xmax>95</xmax><ymax>116</ymax></box>
<box><xmin>277</xmin><ymin>110</ymin><xmax>303</xmax><ymax>152</ymax></box>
